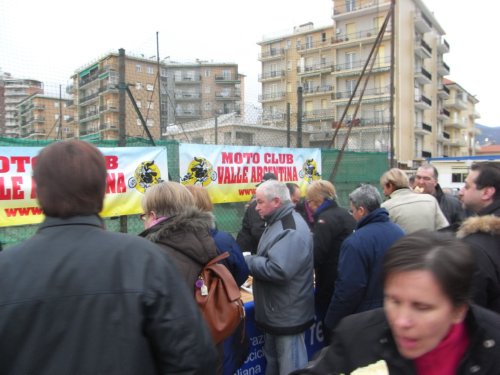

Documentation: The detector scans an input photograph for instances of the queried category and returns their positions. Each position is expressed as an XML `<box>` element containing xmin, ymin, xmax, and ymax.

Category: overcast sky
<box><xmin>0</xmin><ymin>0</ymin><xmax>496</xmax><ymax>126</ymax></box>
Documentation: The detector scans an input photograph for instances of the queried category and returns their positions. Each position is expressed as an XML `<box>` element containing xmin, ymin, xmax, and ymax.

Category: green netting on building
<box><xmin>0</xmin><ymin>137</ymin><xmax>389</xmax><ymax>248</ymax></box>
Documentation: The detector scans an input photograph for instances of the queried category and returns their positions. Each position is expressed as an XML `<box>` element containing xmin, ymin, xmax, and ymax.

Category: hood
<box><xmin>457</xmin><ymin>215</ymin><xmax>500</xmax><ymax>238</ymax></box>
<box><xmin>140</xmin><ymin>207</ymin><xmax>218</xmax><ymax>264</ymax></box>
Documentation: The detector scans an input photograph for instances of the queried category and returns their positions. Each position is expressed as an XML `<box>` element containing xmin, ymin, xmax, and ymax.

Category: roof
<box><xmin>477</xmin><ymin>145</ymin><xmax>500</xmax><ymax>155</ymax></box>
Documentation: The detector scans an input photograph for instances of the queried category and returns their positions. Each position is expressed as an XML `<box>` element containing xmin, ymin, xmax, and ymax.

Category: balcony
<box><xmin>215</xmin><ymin>91</ymin><xmax>241</xmax><ymax>101</ymax></box>
<box><xmin>298</xmin><ymin>62</ymin><xmax>335</xmax><ymax>76</ymax></box>
<box><xmin>332</xmin><ymin>86</ymin><xmax>391</xmax><ymax>105</ymax></box>
<box><xmin>175</xmin><ymin>109</ymin><xmax>201</xmax><ymax>118</ymax></box>
<box><xmin>302</xmin><ymin>109</ymin><xmax>335</xmax><ymax>122</ymax></box>
<box><xmin>414</xmin><ymin>122</ymin><xmax>432</xmax><ymax>135</ymax></box>
<box><xmin>258</xmin><ymin>48</ymin><xmax>285</xmax><ymax>61</ymax></box>
<box><xmin>449</xmin><ymin>138</ymin><xmax>467</xmax><ymax>147</ymax></box>
<box><xmin>437</xmin><ymin>108</ymin><xmax>450</xmax><ymax>120</ymax></box>
<box><xmin>415</xmin><ymin>39</ymin><xmax>432</xmax><ymax>59</ymax></box>
<box><xmin>469</xmin><ymin>109</ymin><xmax>481</xmax><ymax>119</ymax></box>
<box><xmin>445</xmin><ymin>115</ymin><xmax>467</xmax><ymax>129</ymax></box>
<box><xmin>332</xmin><ymin>0</ymin><xmax>391</xmax><ymax>19</ymax></box>
<box><xmin>332</xmin><ymin>27</ymin><xmax>391</xmax><ymax>47</ymax></box>
<box><xmin>79</xmin><ymin>91</ymin><xmax>100</xmax><ymax>105</ymax></box>
<box><xmin>414</xmin><ymin>94</ymin><xmax>432</xmax><ymax>110</ymax></box>
<box><xmin>259</xmin><ymin>91</ymin><xmax>287</xmax><ymax>102</ymax></box>
<box><xmin>437</xmin><ymin>60</ymin><xmax>450</xmax><ymax>76</ymax></box>
<box><xmin>332</xmin><ymin>56</ymin><xmax>391</xmax><ymax>77</ymax></box>
<box><xmin>437</xmin><ymin>37</ymin><xmax>450</xmax><ymax>54</ymax></box>
<box><xmin>444</xmin><ymin>95</ymin><xmax>467</xmax><ymax>110</ymax></box>
<box><xmin>174</xmin><ymin>76</ymin><xmax>201</xmax><ymax>84</ymax></box>
<box><xmin>303</xmin><ymin>85</ymin><xmax>334</xmax><ymax>96</ymax></box>
<box><xmin>414</xmin><ymin>11</ymin><xmax>432</xmax><ymax>34</ymax></box>
<box><xmin>259</xmin><ymin>70</ymin><xmax>286</xmax><ymax>81</ymax></box>
<box><xmin>100</xmin><ymin>123</ymin><xmax>118</xmax><ymax>131</ymax></box>
<box><xmin>438</xmin><ymin>131</ymin><xmax>451</xmax><ymax>143</ymax></box>
<box><xmin>214</xmin><ymin>76</ymin><xmax>241</xmax><ymax>84</ymax></box>
<box><xmin>99</xmin><ymin>104</ymin><xmax>119</xmax><ymax>112</ymax></box>
<box><xmin>437</xmin><ymin>84</ymin><xmax>450</xmax><ymax>99</ymax></box>
<box><xmin>296</xmin><ymin>38</ymin><xmax>334</xmax><ymax>53</ymax></box>
<box><xmin>174</xmin><ymin>92</ymin><xmax>202</xmax><ymax>100</ymax></box>
<box><xmin>414</xmin><ymin>67</ymin><xmax>432</xmax><ymax>85</ymax></box>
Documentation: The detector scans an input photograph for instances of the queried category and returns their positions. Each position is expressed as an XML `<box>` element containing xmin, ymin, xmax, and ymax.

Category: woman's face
<box><xmin>384</xmin><ymin>270</ymin><xmax>467</xmax><ymax>359</ymax></box>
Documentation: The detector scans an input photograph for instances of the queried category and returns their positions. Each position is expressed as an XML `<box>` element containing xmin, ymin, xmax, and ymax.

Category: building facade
<box><xmin>258</xmin><ymin>0</ymin><xmax>480</xmax><ymax>167</ymax></box>
<box><xmin>16</xmin><ymin>94</ymin><xmax>75</xmax><ymax>140</ymax></box>
<box><xmin>0</xmin><ymin>73</ymin><xmax>43</xmax><ymax>138</ymax></box>
<box><xmin>70</xmin><ymin>52</ymin><xmax>244</xmax><ymax>141</ymax></box>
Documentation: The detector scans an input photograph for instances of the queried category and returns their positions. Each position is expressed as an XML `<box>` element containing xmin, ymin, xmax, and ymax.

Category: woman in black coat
<box><xmin>293</xmin><ymin>231</ymin><xmax>500</xmax><ymax>375</ymax></box>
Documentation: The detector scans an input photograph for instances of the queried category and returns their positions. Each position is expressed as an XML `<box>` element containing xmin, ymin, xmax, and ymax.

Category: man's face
<box><xmin>460</xmin><ymin>170</ymin><xmax>487</xmax><ymax>213</ymax></box>
<box><xmin>255</xmin><ymin>190</ymin><xmax>280</xmax><ymax>219</ymax></box>
<box><xmin>349</xmin><ymin>202</ymin><xmax>365</xmax><ymax>222</ymax></box>
<box><xmin>415</xmin><ymin>167</ymin><xmax>437</xmax><ymax>194</ymax></box>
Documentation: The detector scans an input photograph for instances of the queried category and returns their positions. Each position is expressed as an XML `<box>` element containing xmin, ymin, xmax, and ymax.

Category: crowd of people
<box><xmin>0</xmin><ymin>139</ymin><xmax>499</xmax><ymax>375</ymax></box>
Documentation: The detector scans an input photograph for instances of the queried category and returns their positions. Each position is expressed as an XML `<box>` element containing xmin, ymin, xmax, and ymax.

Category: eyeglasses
<box><xmin>139</xmin><ymin>213</ymin><xmax>147</xmax><ymax>221</ymax></box>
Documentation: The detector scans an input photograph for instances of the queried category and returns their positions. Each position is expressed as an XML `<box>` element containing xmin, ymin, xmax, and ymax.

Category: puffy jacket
<box><xmin>236</xmin><ymin>199</ymin><xmax>266</xmax><ymax>254</ymax></box>
<box><xmin>457</xmin><ymin>200</ymin><xmax>500</xmax><ymax>313</ymax></box>
<box><xmin>435</xmin><ymin>184</ymin><xmax>466</xmax><ymax>228</ymax></box>
<box><xmin>246</xmin><ymin>203</ymin><xmax>315</xmax><ymax>335</ymax></box>
<box><xmin>0</xmin><ymin>215</ymin><xmax>217</xmax><ymax>375</ymax></box>
<box><xmin>324</xmin><ymin>208</ymin><xmax>405</xmax><ymax>330</ymax></box>
<box><xmin>292</xmin><ymin>305</ymin><xmax>500</xmax><ymax>375</ymax></box>
<box><xmin>140</xmin><ymin>208</ymin><xmax>219</xmax><ymax>291</ymax></box>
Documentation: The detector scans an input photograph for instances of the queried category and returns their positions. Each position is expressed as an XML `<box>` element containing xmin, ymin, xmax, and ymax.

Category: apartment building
<box><xmin>443</xmin><ymin>78</ymin><xmax>480</xmax><ymax>157</ymax></box>
<box><xmin>16</xmin><ymin>94</ymin><xmax>75</xmax><ymax>140</ymax></box>
<box><xmin>0</xmin><ymin>73</ymin><xmax>43</xmax><ymax>138</ymax></box>
<box><xmin>258</xmin><ymin>0</ymin><xmax>480</xmax><ymax>167</ymax></box>
<box><xmin>70</xmin><ymin>52</ymin><xmax>244</xmax><ymax>141</ymax></box>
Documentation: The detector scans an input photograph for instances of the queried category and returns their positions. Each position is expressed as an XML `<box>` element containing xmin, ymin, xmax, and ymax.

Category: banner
<box><xmin>0</xmin><ymin>147</ymin><xmax>168</xmax><ymax>227</ymax></box>
<box><xmin>179</xmin><ymin>144</ymin><xmax>322</xmax><ymax>203</ymax></box>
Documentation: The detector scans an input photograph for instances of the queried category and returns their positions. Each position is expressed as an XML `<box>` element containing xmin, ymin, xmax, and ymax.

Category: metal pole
<box><xmin>214</xmin><ymin>114</ymin><xmax>218</xmax><ymax>145</ymax></box>
<box><xmin>117</xmin><ymin>48</ymin><xmax>127</xmax><ymax>233</ymax></box>
<box><xmin>297</xmin><ymin>87</ymin><xmax>303</xmax><ymax>148</ymax></box>
<box><xmin>286</xmin><ymin>103</ymin><xmax>291</xmax><ymax>147</ymax></box>
<box><xmin>389</xmin><ymin>0</ymin><xmax>396</xmax><ymax>168</ymax></box>
<box><xmin>156</xmin><ymin>32</ymin><xmax>163</xmax><ymax>137</ymax></box>
<box><xmin>58</xmin><ymin>84</ymin><xmax>63</xmax><ymax>139</ymax></box>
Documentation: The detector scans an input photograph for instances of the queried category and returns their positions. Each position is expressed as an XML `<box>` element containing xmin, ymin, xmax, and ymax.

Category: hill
<box><xmin>475</xmin><ymin>124</ymin><xmax>500</xmax><ymax>145</ymax></box>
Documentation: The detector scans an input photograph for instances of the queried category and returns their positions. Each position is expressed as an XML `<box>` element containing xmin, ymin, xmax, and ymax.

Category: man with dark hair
<box><xmin>415</xmin><ymin>164</ymin><xmax>465</xmax><ymax>229</ymax></box>
<box><xmin>0</xmin><ymin>140</ymin><xmax>217</xmax><ymax>374</ymax></box>
<box><xmin>236</xmin><ymin>172</ymin><xmax>277</xmax><ymax>254</ymax></box>
<box><xmin>457</xmin><ymin>161</ymin><xmax>500</xmax><ymax>313</ymax></box>
<box><xmin>324</xmin><ymin>184</ymin><xmax>404</xmax><ymax>331</ymax></box>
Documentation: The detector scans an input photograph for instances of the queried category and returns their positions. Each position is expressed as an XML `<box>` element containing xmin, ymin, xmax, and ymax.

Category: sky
<box><xmin>0</xmin><ymin>0</ymin><xmax>497</xmax><ymax>127</ymax></box>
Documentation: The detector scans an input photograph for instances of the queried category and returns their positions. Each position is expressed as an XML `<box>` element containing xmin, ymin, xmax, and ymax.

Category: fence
<box><xmin>0</xmin><ymin>136</ymin><xmax>389</xmax><ymax>248</ymax></box>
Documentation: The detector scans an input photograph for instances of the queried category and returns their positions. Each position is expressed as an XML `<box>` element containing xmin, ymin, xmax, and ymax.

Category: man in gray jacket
<box><xmin>245</xmin><ymin>180</ymin><xmax>314</xmax><ymax>375</ymax></box>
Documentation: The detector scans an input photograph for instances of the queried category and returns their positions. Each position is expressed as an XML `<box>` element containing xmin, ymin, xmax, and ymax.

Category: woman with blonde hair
<box><xmin>139</xmin><ymin>181</ymin><xmax>219</xmax><ymax>290</ymax></box>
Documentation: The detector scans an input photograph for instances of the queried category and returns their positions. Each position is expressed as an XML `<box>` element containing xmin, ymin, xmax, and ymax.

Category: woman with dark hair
<box><xmin>292</xmin><ymin>230</ymin><xmax>500</xmax><ymax>374</ymax></box>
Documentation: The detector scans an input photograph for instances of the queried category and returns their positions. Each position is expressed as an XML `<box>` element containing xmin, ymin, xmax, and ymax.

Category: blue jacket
<box><xmin>211</xmin><ymin>228</ymin><xmax>250</xmax><ymax>286</ymax></box>
<box><xmin>324</xmin><ymin>208</ymin><xmax>405</xmax><ymax>330</ymax></box>
<box><xmin>246</xmin><ymin>203</ymin><xmax>315</xmax><ymax>335</ymax></box>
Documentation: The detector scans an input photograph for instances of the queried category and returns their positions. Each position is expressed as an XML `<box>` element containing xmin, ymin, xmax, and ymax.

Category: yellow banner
<box><xmin>179</xmin><ymin>144</ymin><xmax>322</xmax><ymax>203</ymax></box>
<box><xmin>0</xmin><ymin>147</ymin><xmax>168</xmax><ymax>227</ymax></box>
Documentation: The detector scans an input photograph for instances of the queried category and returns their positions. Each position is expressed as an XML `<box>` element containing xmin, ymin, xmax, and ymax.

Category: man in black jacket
<box><xmin>0</xmin><ymin>140</ymin><xmax>217</xmax><ymax>374</ymax></box>
<box><xmin>457</xmin><ymin>161</ymin><xmax>500</xmax><ymax>313</ymax></box>
<box><xmin>415</xmin><ymin>164</ymin><xmax>465</xmax><ymax>229</ymax></box>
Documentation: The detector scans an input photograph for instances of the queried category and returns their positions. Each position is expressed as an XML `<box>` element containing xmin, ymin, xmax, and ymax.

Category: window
<box><xmin>54</xmin><ymin>102</ymin><xmax>60</xmax><ymax>108</ymax></box>
<box><xmin>54</xmin><ymin>114</ymin><xmax>60</xmax><ymax>120</ymax></box>
<box><xmin>321</xmin><ymin>32</ymin><xmax>327</xmax><ymax>42</ymax></box>
<box><xmin>160</xmin><ymin>68</ymin><xmax>168</xmax><ymax>77</ymax></box>
<box><xmin>146</xmin><ymin>119</ymin><xmax>154</xmax><ymax>127</ymax></box>
<box><xmin>205</xmin><ymin>102</ymin><xmax>211</xmax><ymax>111</ymax></box>
<box><xmin>146</xmin><ymin>84</ymin><xmax>154</xmax><ymax>91</ymax></box>
<box><xmin>136</xmin><ymin>82</ymin><xmax>142</xmax><ymax>90</ymax></box>
<box><xmin>346</xmin><ymin>79</ymin><xmax>356</xmax><ymax>95</ymax></box>
<box><xmin>147</xmin><ymin>101</ymin><xmax>154</xmax><ymax>109</ymax></box>
<box><xmin>205</xmin><ymin>69</ymin><xmax>211</xmax><ymax>77</ymax></box>
<box><xmin>136</xmin><ymin>64</ymin><xmax>142</xmax><ymax>73</ymax></box>
<box><xmin>451</xmin><ymin>172</ymin><xmax>467</xmax><ymax>183</ymax></box>
<box><xmin>306</xmin><ymin>35</ymin><xmax>313</xmax><ymax>49</ymax></box>
<box><xmin>136</xmin><ymin>118</ymin><xmax>142</xmax><ymax>126</ymax></box>
<box><xmin>137</xmin><ymin>100</ymin><xmax>142</xmax><ymax>108</ymax></box>
<box><xmin>346</xmin><ymin>0</ymin><xmax>356</xmax><ymax>12</ymax></box>
<box><xmin>204</xmin><ymin>85</ymin><xmax>211</xmax><ymax>94</ymax></box>
<box><xmin>346</xmin><ymin>52</ymin><xmax>356</xmax><ymax>69</ymax></box>
<box><xmin>147</xmin><ymin>66</ymin><xmax>154</xmax><ymax>75</ymax></box>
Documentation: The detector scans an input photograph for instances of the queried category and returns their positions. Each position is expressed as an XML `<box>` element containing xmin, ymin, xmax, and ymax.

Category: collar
<box><xmin>38</xmin><ymin>215</ymin><xmax>105</xmax><ymax>231</ymax></box>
